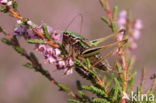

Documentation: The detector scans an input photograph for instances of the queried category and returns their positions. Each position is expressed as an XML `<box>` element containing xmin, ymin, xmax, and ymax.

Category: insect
<box><xmin>62</xmin><ymin>30</ymin><xmax>127</xmax><ymax>71</ymax></box>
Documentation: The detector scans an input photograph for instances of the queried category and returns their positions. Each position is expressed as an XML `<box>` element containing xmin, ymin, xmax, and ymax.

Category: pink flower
<box><xmin>51</xmin><ymin>31</ymin><xmax>62</xmax><ymax>43</ymax></box>
<box><xmin>64</xmin><ymin>68</ymin><xmax>73</xmax><ymax>75</ymax></box>
<box><xmin>54</xmin><ymin>48</ymin><xmax>61</xmax><ymax>57</ymax></box>
<box><xmin>37</xmin><ymin>44</ymin><xmax>46</xmax><ymax>52</ymax></box>
<box><xmin>36</xmin><ymin>23</ymin><xmax>53</xmax><ymax>34</ymax></box>
<box><xmin>44</xmin><ymin>47</ymin><xmax>54</xmax><ymax>56</ymax></box>
<box><xmin>13</xmin><ymin>26</ymin><xmax>27</xmax><ymax>37</ymax></box>
<box><xmin>132</xmin><ymin>30</ymin><xmax>140</xmax><ymax>40</ymax></box>
<box><xmin>47</xmin><ymin>57</ymin><xmax>56</xmax><ymax>64</ymax></box>
<box><xmin>131</xmin><ymin>42</ymin><xmax>137</xmax><ymax>49</ymax></box>
<box><xmin>117</xmin><ymin>10</ymin><xmax>127</xmax><ymax>29</ymax></box>
<box><xmin>119</xmin><ymin>10</ymin><xmax>127</xmax><ymax>18</ymax></box>
<box><xmin>27</xmin><ymin>29</ymin><xmax>35</xmax><ymax>38</ymax></box>
<box><xmin>68</xmin><ymin>58</ymin><xmax>74</xmax><ymax>66</ymax></box>
<box><xmin>17</xmin><ymin>20</ymin><xmax>22</xmax><ymax>24</ymax></box>
<box><xmin>0</xmin><ymin>0</ymin><xmax>7</xmax><ymax>3</ymax></box>
<box><xmin>47</xmin><ymin>25</ymin><xmax>53</xmax><ymax>33</ymax></box>
<box><xmin>134</xmin><ymin>19</ymin><xmax>143</xmax><ymax>30</ymax></box>
<box><xmin>57</xmin><ymin>60</ymin><xmax>66</xmax><ymax>69</ymax></box>
<box><xmin>117</xmin><ymin>33</ymin><xmax>123</xmax><ymax>41</ymax></box>
<box><xmin>117</xmin><ymin>17</ymin><xmax>126</xmax><ymax>26</ymax></box>
<box><xmin>130</xmin><ymin>39</ymin><xmax>138</xmax><ymax>50</ymax></box>
<box><xmin>27</xmin><ymin>21</ymin><xmax>33</xmax><ymax>26</ymax></box>
<box><xmin>7</xmin><ymin>1</ymin><xmax>12</xmax><ymax>6</ymax></box>
<box><xmin>132</xmin><ymin>19</ymin><xmax>143</xmax><ymax>40</ymax></box>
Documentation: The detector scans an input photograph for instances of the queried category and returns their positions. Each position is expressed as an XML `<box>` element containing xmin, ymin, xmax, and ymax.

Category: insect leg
<box><xmin>88</xmin><ymin>29</ymin><xmax>125</xmax><ymax>47</ymax></box>
<box><xmin>113</xmin><ymin>51</ymin><xmax>119</xmax><ymax>72</ymax></box>
<box><xmin>92</xmin><ymin>47</ymin><xmax>118</xmax><ymax>69</ymax></box>
<box><xmin>81</xmin><ymin>39</ymin><xmax>127</xmax><ymax>57</ymax></box>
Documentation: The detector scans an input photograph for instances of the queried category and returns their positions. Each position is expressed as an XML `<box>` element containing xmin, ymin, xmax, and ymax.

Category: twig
<box><xmin>2</xmin><ymin>3</ymin><xmax>59</xmax><ymax>48</ymax></box>
<box><xmin>100</xmin><ymin>0</ymin><xmax>128</xmax><ymax>103</ymax></box>
<box><xmin>140</xmin><ymin>68</ymin><xmax>146</xmax><ymax>93</ymax></box>
<box><xmin>0</xmin><ymin>27</ymin><xmax>82</xmax><ymax>101</ymax></box>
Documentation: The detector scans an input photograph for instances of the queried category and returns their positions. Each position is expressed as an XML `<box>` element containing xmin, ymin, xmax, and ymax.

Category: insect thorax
<box><xmin>63</xmin><ymin>32</ymin><xmax>87</xmax><ymax>53</ymax></box>
<box><xmin>62</xmin><ymin>32</ymin><xmax>111</xmax><ymax>71</ymax></box>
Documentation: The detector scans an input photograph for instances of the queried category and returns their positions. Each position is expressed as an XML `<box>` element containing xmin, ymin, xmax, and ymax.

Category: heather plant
<box><xmin>0</xmin><ymin>0</ymin><xmax>156</xmax><ymax>103</ymax></box>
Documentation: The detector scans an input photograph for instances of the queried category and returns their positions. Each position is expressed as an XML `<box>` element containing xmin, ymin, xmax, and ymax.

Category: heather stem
<box><xmin>2</xmin><ymin>3</ymin><xmax>59</xmax><ymax>48</ymax></box>
<box><xmin>101</xmin><ymin>0</ymin><xmax>128</xmax><ymax>102</ymax></box>
<box><xmin>0</xmin><ymin>27</ymin><xmax>82</xmax><ymax>101</ymax></box>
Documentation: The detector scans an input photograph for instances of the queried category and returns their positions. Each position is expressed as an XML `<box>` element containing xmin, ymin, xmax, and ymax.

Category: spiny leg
<box><xmin>81</xmin><ymin>39</ymin><xmax>128</xmax><ymax>58</ymax></box>
<box><xmin>92</xmin><ymin>39</ymin><xmax>127</xmax><ymax>72</ymax></box>
<box><xmin>92</xmin><ymin>47</ymin><xmax>118</xmax><ymax>69</ymax></box>
<box><xmin>88</xmin><ymin>29</ymin><xmax>125</xmax><ymax>47</ymax></box>
<box><xmin>64</xmin><ymin>45</ymin><xmax>75</xmax><ymax>75</ymax></box>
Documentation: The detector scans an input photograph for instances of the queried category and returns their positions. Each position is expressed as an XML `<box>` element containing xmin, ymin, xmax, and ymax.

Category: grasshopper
<box><xmin>62</xmin><ymin>29</ymin><xmax>127</xmax><ymax>71</ymax></box>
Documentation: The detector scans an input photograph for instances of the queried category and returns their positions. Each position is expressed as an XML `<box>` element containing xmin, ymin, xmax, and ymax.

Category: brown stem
<box><xmin>102</xmin><ymin>0</ymin><xmax>128</xmax><ymax>103</ymax></box>
<box><xmin>0</xmin><ymin>26</ymin><xmax>81</xmax><ymax>101</ymax></box>
<box><xmin>103</xmin><ymin>0</ymin><xmax>113</xmax><ymax>22</ymax></box>
<box><xmin>3</xmin><ymin>4</ymin><xmax>59</xmax><ymax>48</ymax></box>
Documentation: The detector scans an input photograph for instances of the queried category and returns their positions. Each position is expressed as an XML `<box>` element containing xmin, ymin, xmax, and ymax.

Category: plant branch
<box><xmin>1</xmin><ymin>3</ymin><xmax>59</xmax><ymax>48</ymax></box>
<box><xmin>100</xmin><ymin>0</ymin><xmax>128</xmax><ymax>103</ymax></box>
<box><xmin>0</xmin><ymin>27</ymin><xmax>83</xmax><ymax>101</ymax></box>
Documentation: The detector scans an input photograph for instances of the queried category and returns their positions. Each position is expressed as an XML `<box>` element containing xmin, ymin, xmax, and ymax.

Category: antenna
<box><xmin>65</xmin><ymin>13</ymin><xmax>84</xmax><ymax>35</ymax></box>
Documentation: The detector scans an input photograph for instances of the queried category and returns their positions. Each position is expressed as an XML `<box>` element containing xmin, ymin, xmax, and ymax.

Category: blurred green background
<box><xmin>0</xmin><ymin>0</ymin><xmax>156</xmax><ymax>103</ymax></box>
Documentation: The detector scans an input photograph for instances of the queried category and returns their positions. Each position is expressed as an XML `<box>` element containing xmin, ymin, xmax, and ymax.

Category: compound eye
<box><xmin>71</xmin><ymin>36</ymin><xmax>77</xmax><ymax>40</ymax></box>
<box><xmin>63</xmin><ymin>33</ymin><xmax>69</xmax><ymax>37</ymax></box>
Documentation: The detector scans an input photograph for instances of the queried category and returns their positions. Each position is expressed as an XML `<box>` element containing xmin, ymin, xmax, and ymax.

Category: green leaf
<box><xmin>88</xmin><ymin>69</ymin><xmax>97</xmax><ymax>77</ymax></box>
<box><xmin>14</xmin><ymin>46</ymin><xmax>25</xmax><ymax>55</ymax></box>
<box><xmin>145</xmin><ymin>89</ymin><xmax>151</xmax><ymax>95</ymax></box>
<box><xmin>22</xmin><ymin>62</ymin><xmax>33</xmax><ymax>69</ymax></box>
<box><xmin>137</xmin><ymin>86</ymin><xmax>141</xmax><ymax>102</ymax></box>
<box><xmin>85</xmin><ymin>58</ymin><xmax>91</xmax><ymax>68</ymax></box>
<box><xmin>109</xmin><ymin>88</ymin><xmax>117</xmax><ymax>101</ymax></box>
<box><xmin>42</xmin><ymin>24</ymin><xmax>51</xmax><ymax>40</ymax></box>
<box><xmin>137</xmin><ymin>86</ymin><xmax>141</xmax><ymax>95</ymax></box>
<box><xmin>0</xmin><ymin>7</ymin><xmax>9</xmax><ymax>13</ymax></box>
<box><xmin>113</xmin><ymin>6</ymin><xmax>118</xmax><ymax>20</ymax></box>
<box><xmin>127</xmin><ymin>58</ymin><xmax>135</xmax><ymax>73</ymax></box>
<box><xmin>99</xmin><ymin>0</ymin><xmax>104</xmax><ymax>8</ymax></box>
<box><xmin>153</xmin><ymin>91</ymin><xmax>156</xmax><ymax>96</ymax></box>
<box><xmin>58</xmin><ymin>43</ymin><xmax>67</xmax><ymax>55</ymax></box>
<box><xmin>116</xmin><ymin>62</ymin><xmax>122</xmax><ymax>73</ymax></box>
<box><xmin>108</xmin><ymin>78</ymin><xmax>123</xmax><ymax>102</ymax></box>
<box><xmin>75</xmin><ymin>59</ymin><xmax>88</xmax><ymax>71</ymax></box>
<box><xmin>101</xmin><ymin>16</ymin><xmax>109</xmax><ymax>24</ymax></box>
<box><xmin>1</xmin><ymin>38</ymin><xmax>12</xmax><ymax>45</ymax></box>
<box><xmin>92</xmin><ymin>98</ymin><xmax>110</xmax><ymax>103</ymax></box>
<box><xmin>12</xmin><ymin>1</ymin><xmax>18</xmax><ymax>11</ymax></box>
<box><xmin>12</xmin><ymin>35</ymin><xmax>19</xmax><ymax>44</ymax></box>
<box><xmin>68</xmin><ymin>99</ymin><xmax>82</xmax><ymax>103</ymax></box>
<box><xmin>82</xmin><ymin>86</ymin><xmax>107</xmax><ymax>98</ymax></box>
<box><xmin>111</xmin><ymin>22</ymin><xmax>116</xmax><ymax>32</ymax></box>
<box><xmin>27</xmin><ymin>39</ymin><xmax>47</xmax><ymax>44</ymax></box>
<box><xmin>127</xmin><ymin>72</ymin><xmax>137</xmax><ymax>93</ymax></box>
<box><xmin>114</xmin><ymin>78</ymin><xmax>122</xmax><ymax>93</ymax></box>
<box><xmin>106</xmin><ymin>73</ymin><xmax>114</xmax><ymax>89</ymax></box>
<box><xmin>78</xmin><ymin>91</ymin><xmax>90</xmax><ymax>102</ymax></box>
<box><xmin>129</xmin><ymin>72</ymin><xmax>137</xmax><ymax>80</ymax></box>
<box><xmin>76</xmin><ymin>80</ymin><xmax>82</xmax><ymax>90</ymax></box>
<box><xmin>30</xmin><ymin>52</ymin><xmax>39</xmax><ymax>64</ymax></box>
<box><xmin>58</xmin><ymin>83</ymin><xmax>70</xmax><ymax>93</ymax></box>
